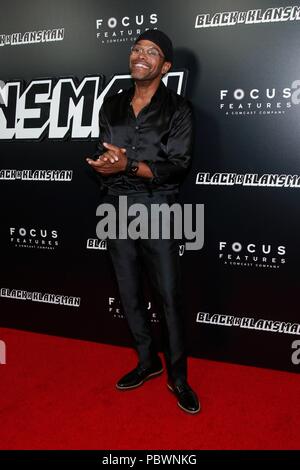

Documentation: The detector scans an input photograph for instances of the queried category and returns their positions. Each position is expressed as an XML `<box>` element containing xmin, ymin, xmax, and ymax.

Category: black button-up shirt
<box><xmin>92</xmin><ymin>80</ymin><xmax>193</xmax><ymax>195</ymax></box>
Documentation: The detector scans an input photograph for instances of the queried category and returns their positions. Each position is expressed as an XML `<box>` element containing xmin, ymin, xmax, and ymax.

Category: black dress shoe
<box><xmin>167</xmin><ymin>382</ymin><xmax>200</xmax><ymax>414</ymax></box>
<box><xmin>116</xmin><ymin>359</ymin><xmax>163</xmax><ymax>390</ymax></box>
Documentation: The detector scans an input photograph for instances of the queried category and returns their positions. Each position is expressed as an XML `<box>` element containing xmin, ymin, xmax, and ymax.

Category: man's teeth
<box><xmin>135</xmin><ymin>63</ymin><xmax>149</xmax><ymax>69</ymax></box>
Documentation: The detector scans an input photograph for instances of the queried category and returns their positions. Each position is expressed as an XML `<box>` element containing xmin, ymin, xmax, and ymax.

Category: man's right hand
<box><xmin>86</xmin><ymin>142</ymin><xmax>127</xmax><ymax>175</ymax></box>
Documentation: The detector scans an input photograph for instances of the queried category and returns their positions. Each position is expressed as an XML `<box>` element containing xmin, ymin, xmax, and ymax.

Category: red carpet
<box><xmin>0</xmin><ymin>327</ymin><xmax>299</xmax><ymax>450</ymax></box>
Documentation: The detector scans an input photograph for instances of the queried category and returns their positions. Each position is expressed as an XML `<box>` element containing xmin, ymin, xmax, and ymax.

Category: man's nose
<box><xmin>137</xmin><ymin>49</ymin><xmax>147</xmax><ymax>58</ymax></box>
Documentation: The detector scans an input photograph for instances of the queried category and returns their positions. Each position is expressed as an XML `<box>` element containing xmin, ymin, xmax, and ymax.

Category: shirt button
<box><xmin>132</xmin><ymin>146</ymin><xmax>136</xmax><ymax>150</ymax></box>
<box><xmin>135</xmin><ymin>126</ymin><xmax>139</xmax><ymax>130</ymax></box>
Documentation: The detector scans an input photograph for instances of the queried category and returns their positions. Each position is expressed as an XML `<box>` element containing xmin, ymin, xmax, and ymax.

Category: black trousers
<box><xmin>103</xmin><ymin>192</ymin><xmax>187</xmax><ymax>385</ymax></box>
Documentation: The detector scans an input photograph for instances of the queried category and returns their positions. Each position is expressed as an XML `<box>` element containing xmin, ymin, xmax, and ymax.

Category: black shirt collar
<box><xmin>126</xmin><ymin>80</ymin><xmax>167</xmax><ymax>105</ymax></box>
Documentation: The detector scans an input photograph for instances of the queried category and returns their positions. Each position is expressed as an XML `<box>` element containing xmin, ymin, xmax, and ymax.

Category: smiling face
<box><xmin>129</xmin><ymin>39</ymin><xmax>171</xmax><ymax>82</ymax></box>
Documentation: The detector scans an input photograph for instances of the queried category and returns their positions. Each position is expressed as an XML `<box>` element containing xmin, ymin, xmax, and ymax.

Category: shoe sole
<box><xmin>167</xmin><ymin>383</ymin><xmax>201</xmax><ymax>414</ymax></box>
<box><xmin>116</xmin><ymin>367</ymin><xmax>164</xmax><ymax>391</ymax></box>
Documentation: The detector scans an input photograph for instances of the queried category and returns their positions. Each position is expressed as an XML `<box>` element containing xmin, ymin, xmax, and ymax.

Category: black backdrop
<box><xmin>1</xmin><ymin>0</ymin><xmax>300</xmax><ymax>372</ymax></box>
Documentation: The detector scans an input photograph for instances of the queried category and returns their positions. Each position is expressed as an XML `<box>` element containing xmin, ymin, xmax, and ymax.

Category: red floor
<box><xmin>0</xmin><ymin>327</ymin><xmax>299</xmax><ymax>450</ymax></box>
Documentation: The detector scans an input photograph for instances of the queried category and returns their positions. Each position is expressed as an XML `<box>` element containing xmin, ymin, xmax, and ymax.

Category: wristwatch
<box><xmin>125</xmin><ymin>158</ymin><xmax>139</xmax><ymax>176</ymax></box>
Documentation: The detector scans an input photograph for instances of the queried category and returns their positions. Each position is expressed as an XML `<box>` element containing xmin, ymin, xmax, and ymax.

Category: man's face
<box><xmin>129</xmin><ymin>39</ymin><xmax>171</xmax><ymax>82</ymax></box>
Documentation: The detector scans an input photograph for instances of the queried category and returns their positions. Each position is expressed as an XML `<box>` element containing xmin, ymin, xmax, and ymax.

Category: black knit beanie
<box><xmin>134</xmin><ymin>29</ymin><xmax>174</xmax><ymax>63</ymax></box>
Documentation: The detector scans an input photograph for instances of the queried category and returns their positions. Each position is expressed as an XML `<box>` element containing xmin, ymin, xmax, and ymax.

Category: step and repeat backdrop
<box><xmin>1</xmin><ymin>0</ymin><xmax>300</xmax><ymax>372</ymax></box>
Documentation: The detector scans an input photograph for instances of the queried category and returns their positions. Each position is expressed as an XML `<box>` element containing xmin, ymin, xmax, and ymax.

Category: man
<box><xmin>86</xmin><ymin>30</ymin><xmax>200</xmax><ymax>414</ymax></box>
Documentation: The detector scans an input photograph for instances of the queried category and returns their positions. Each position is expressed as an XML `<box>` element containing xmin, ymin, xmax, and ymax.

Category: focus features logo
<box><xmin>9</xmin><ymin>227</ymin><xmax>59</xmax><ymax>250</ymax></box>
<box><xmin>108</xmin><ymin>297</ymin><xmax>159</xmax><ymax>323</ymax></box>
<box><xmin>219</xmin><ymin>81</ymin><xmax>300</xmax><ymax>116</ymax></box>
<box><xmin>96</xmin><ymin>13</ymin><xmax>158</xmax><ymax>44</ymax></box>
<box><xmin>219</xmin><ymin>241</ymin><xmax>286</xmax><ymax>269</ymax></box>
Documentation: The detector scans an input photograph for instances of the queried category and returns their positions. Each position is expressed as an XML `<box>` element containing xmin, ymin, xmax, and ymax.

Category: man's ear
<box><xmin>162</xmin><ymin>61</ymin><xmax>172</xmax><ymax>75</ymax></box>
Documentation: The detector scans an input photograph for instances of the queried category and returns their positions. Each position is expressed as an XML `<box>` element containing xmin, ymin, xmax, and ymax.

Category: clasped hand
<box><xmin>86</xmin><ymin>142</ymin><xmax>127</xmax><ymax>175</ymax></box>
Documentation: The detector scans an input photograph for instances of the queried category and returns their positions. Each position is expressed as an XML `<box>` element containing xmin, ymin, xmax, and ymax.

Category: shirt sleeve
<box><xmin>143</xmin><ymin>100</ymin><xmax>194</xmax><ymax>185</ymax></box>
<box><xmin>90</xmin><ymin>104</ymin><xmax>111</xmax><ymax>160</ymax></box>
<box><xmin>89</xmin><ymin>104</ymin><xmax>112</xmax><ymax>189</ymax></box>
